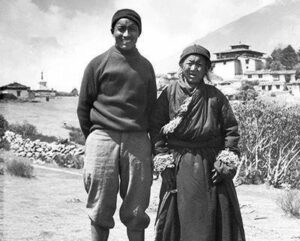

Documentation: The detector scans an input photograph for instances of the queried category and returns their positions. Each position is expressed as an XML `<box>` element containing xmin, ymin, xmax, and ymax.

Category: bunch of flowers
<box><xmin>216</xmin><ymin>148</ymin><xmax>239</xmax><ymax>168</ymax></box>
<box><xmin>153</xmin><ymin>153</ymin><xmax>175</xmax><ymax>173</ymax></box>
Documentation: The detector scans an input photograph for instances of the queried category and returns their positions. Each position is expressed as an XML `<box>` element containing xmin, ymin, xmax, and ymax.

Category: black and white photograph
<box><xmin>1</xmin><ymin>0</ymin><xmax>300</xmax><ymax>240</ymax></box>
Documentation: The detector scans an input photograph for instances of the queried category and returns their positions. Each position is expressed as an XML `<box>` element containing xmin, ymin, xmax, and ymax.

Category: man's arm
<box><xmin>77</xmin><ymin>62</ymin><xmax>97</xmax><ymax>139</ymax></box>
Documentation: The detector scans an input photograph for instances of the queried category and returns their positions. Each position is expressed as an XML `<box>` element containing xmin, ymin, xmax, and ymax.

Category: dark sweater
<box><xmin>77</xmin><ymin>46</ymin><xmax>157</xmax><ymax>138</ymax></box>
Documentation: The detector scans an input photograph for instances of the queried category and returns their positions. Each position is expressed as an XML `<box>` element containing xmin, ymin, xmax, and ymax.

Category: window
<box><xmin>276</xmin><ymin>85</ymin><xmax>280</xmax><ymax>89</ymax></box>
<box><xmin>245</xmin><ymin>59</ymin><xmax>249</xmax><ymax>64</ymax></box>
<box><xmin>285</xmin><ymin>75</ymin><xmax>291</xmax><ymax>83</ymax></box>
<box><xmin>268</xmin><ymin>85</ymin><xmax>272</xmax><ymax>91</ymax></box>
<box><xmin>248</xmin><ymin>75</ymin><xmax>252</xmax><ymax>78</ymax></box>
<box><xmin>272</xmin><ymin>74</ymin><xmax>279</xmax><ymax>81</ymax></box>
<box><xmin>258</xmin><ymin>74</ymin><xmax>263</xmax><ymax>78</ymax></box>
<box><xmin>262</xmin><ymin>86</ymin><xmax>266</xmax><ymax>90</ymax></box>
<box><xmin>17</xmin><ymin>90</ymin><xmax>21</xmax><ymax>97</ymax></box>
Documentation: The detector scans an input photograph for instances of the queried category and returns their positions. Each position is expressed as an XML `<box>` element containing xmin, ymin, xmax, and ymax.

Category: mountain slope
<box><xmin>194</xmin><ymin>0</ymin><xmax>300</xmax><ymax>57</ymax></box>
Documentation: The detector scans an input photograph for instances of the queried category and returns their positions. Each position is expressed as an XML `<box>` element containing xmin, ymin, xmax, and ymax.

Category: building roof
<box><xmin>33</xmin><ymin>89</ymin><xmax>56</xmax><ymax>93</ymax></box>
<box><xmin>211</xmin><ymin>57</ymin><xmax>237</xmax><ymax>63</ymax></box>
<box><xmin>245</xmin><ymin>70</ymin><xmax>296</xmax><ymax>75</ymax></box>
<box><xmin>214</xmin><ymin>43</ymin><xmax>264</xmax><ymax>57</ymax></box>
<box><xmin>230</xmin><ymin>44</ymin><xmax>250</xmax><ymax>49</ymax></box>
<box><xmin>214</xmin><ymin>49</ymin><xmax>264</xmax><ymax>56</ymax></box>
<box><xmin>0</xmin><ymin>82</ymin><xmax>30</xmax><ymax>91</ymax></box>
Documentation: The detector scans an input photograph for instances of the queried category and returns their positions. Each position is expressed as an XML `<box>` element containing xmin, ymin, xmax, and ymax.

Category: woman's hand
<box><xmin>212</xmin><ymin>159</ymin><xmax>237</xmax><ymax>184</ymax></box>
<box><xmin>212</xmin><ymin>168</ymin><xmax>223</xmax><ymax>184</ymax></box>
<box><xmin>161</xmin><ymin>168</ymin><xmax>176</xmax><ymax>190</ymax></box>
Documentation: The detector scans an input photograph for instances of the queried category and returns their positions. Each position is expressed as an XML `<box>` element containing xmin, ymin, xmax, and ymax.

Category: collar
<box><xmin>177</xmin><ymin>76</ymin><xmax>205</xmax><ymax>96</ymax></box>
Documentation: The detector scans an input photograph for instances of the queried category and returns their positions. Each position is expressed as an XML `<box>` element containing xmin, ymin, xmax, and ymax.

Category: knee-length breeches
<box><xmin>83</xmin><ymin>129</ymin><xmax>153</xmax><ymax>231</ymax></box>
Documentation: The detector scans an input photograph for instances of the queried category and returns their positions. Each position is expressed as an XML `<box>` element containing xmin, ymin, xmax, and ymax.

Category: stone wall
<box><xmin>4</xmin><ymin>131</ymin><xmax>85</xmax><ymax>168</ymax></box>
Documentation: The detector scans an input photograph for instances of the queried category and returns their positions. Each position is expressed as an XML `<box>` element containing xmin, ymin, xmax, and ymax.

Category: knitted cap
<box><xmin>179</xmin><ymin>44</ymin><xmax>211</xmax><ymax>67</ymax></box>
<box><xmin>111</xmin><ymin>9</ymin><xmax>142</xmax><ymax>34</ymax></box>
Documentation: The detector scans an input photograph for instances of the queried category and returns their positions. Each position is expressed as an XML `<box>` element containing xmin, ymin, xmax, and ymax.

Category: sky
<box><xmin>0</xmin><ymin>0</ymin><xmax>276</xmax><ymax>91</ymax></box>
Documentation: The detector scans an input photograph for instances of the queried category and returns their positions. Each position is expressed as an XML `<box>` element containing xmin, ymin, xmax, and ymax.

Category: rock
<box><xmin>36</xmin><ymin>148</ymin><xmax>43</xmax><ymax>152</ymax></box>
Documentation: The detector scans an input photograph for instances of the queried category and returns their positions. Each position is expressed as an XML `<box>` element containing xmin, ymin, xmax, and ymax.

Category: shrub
<box><xmin>235</xmin><ymin>83</ymin><xmax>258</xmax><ymax>101</ymax></box>
<box><xmin>53</xmin><ymin>153</ymin><xmax>84</xmax><ymax>169</ymax></box>
<box><xmin>63</xmin><ymin>125</ymin><xmax>85</xmax><ymax>145</ymax></box>
<box><xmin>0</xmin><ymin>115</ymin><xmax>10</xmax><ymax>150</ymax></box>
<box><xmin>0</xmin><ymin>114</ymin><xmax>8</xmax><ymax>137</ymax></box>
<box><xmin>0</xmin><ymin>157</ymin><xmax>4</xmax><ymax>175</ymax></box>
<box><xmin>0</xmin><ymin>138</ymin><xmax>10</xmax><ymax>150</ymax></box>
<box><xmin>8</xmin><ymin>122</ymin><xmax>58</xmax><ymax>143</ymax></box>
<box><xmin>6</xmin><ymin>158</ymin><xmax>34</xmax><ymax>178</ymax></box>
<box><xmin>9</xmin><ymin>122</ymin><xmax>37</xmax><ymax>137</ymax></box>
<box><xmin>276</xmin><ymin>189</ymin><xmax>300</xmax><ymax>218</ymax></box>
<box><xmin>233</xmin><ymin>100</ymin><xmax>300</xmax><ymax>187</ymax></box>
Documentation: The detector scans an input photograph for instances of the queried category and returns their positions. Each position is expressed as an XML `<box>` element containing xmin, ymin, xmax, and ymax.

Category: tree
<box><xmin>269</xmin><ymin>60</ymin><xmax>285</xmax><ymax>71</ymax></box>
<box><xmin>265</xmin><ymin>56</ymin><xmax>273</xmax><ymax>69</ymax></box>
<box><xmin>235</xmin><ymin>82</ymin><xmax>258</xmax><ymax>101</ymax></box>
<box><xmin>271</xmin><ymin>47</ymin><xmax>283</xmax><ymax>61</ymax></box>
<box><xmin>281</xmin><ymin>45</ymin><xmax>298</xmax><ymax>70</ymax></box>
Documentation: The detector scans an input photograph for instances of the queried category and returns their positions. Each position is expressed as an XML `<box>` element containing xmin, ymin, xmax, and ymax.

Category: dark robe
<box><xmin>150</xmin><ymin>79</ymin><xmax>246</xmax><ymax>241</ymax></box>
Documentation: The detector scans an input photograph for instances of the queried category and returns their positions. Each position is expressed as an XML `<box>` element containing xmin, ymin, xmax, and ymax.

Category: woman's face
<box><xmin>181</xmin><ymin>54</ymin><xmax>208</xmax><ymax>87</ymax></box>
<box><xmin>113</xmin><ymin>18</ymin><xmax>140</xmax><ymax>51</ymax></box>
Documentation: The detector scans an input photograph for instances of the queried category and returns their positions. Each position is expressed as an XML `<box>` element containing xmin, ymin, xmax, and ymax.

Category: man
<box><xmin>77</xmin><ymin>9</ymin><xmax>157</xmax><ymax>241</ymax></box>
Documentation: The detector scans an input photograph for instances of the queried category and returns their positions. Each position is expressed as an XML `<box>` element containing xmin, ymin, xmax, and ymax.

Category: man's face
<box><xmin>181</xmin><ymin>54</ymin><xmax>208</xmax><ymax>86</ymax></box>
<box><xmin>113</xmin><ymin>18</ymin><xmax>140</xmax><ymax>51</ymax></box>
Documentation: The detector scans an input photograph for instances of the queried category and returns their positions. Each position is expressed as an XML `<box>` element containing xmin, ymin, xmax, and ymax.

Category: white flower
<box><xmin>153</xmin><ymin>153</ymin><xmax>175</xmax><ymax>173</ymax></box>
<box><xmin>216</xmin><ymin>148</ymin><xmax>239</xmax><ymax>167</ymax></box>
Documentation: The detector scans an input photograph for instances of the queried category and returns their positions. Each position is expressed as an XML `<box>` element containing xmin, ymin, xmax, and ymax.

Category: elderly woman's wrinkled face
<box><xmin>181</xmin><ymin>54</ymin><xmax>208</xmax><ymax>87</ymax></box>
<box><xmin>113</xmin><ymin>18</ymin><xmax>140</xmax><ymax>51</ymax></box>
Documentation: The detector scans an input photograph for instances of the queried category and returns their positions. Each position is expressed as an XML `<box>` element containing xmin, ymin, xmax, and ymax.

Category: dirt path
<box><xmin>1</xmin><ymin>164</ymin><xmax>300</xmax><ymax>241</ymax></box>
<box><xmin>1</xmin><ymin>165</ymin><xmax>160</xmax><ymax>241</ymax></box>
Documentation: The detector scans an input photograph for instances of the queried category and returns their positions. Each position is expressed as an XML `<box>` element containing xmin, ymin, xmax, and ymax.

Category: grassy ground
<box><xmin>1</xmin><ymin>151</ymin><xmax>300</xmax><ymax>241</ymax></box>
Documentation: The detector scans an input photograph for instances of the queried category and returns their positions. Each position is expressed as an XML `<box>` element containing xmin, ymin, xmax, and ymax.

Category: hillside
<box><xmin>195</xmin><ymin>0</ymin><xmax>300</xmax><ymax>57</ymax></box>
<box><xmin>159</xmin><ymin>0</ymin><xmax>300</xmax><ymax>73</ymax></box>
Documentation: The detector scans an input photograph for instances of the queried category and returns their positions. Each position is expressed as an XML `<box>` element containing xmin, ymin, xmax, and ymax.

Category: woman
<box><xmin>77</xmin><ymin>9</ymin><xmax>157</xmax><ymax>241</ymax></box>
<box><xmin>150</xmin><ymin>44</ymin><xmax>246</xmax><ymax>241</ymax></box>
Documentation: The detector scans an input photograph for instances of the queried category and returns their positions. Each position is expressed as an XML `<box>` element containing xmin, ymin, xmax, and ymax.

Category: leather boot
<box><xmin>127</xmin><ymin>229</ymin><xmax>145</xmax><ymax>241</ymax></box>
<box><xmin>91</xmin><ymin>222</ymin><xmax>109</xmax><ymax>241</ymax></box>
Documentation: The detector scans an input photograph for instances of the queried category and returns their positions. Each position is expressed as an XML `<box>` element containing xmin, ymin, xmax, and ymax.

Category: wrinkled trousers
<box><xmin>83</xmin><ymin>129</ymin><xmax>153</xmax><ymax>231</ymax></box>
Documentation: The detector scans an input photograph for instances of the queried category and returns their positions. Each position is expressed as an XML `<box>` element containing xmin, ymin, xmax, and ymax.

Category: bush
<box><xmin>0</xmin><ymin>115</ymin><xmax>10</xmax><ymax>150</ymax></box>
<box><xmin>9</xmin><ymin>122</ymin><xmax>37</xmax><ymax>137</ymax></box>
<box><xmin>53</xmin><ymin>153</ymin><xmax>84</xmax><ymax>169</ymax></box>
<box><xmin>233</xmin><ymin>100</ymin><xmax>300</xmax><ymax>188</ymax></box>
<box><xmin>8</xmin><ymin>122</ymin><xmax>58</xmax><ymax>143</ymax></box>
<box><xmin>0</xmin><ymin>138</ymin><xmax>10</xmax><ymax>150</ymax></box>
<box><xmin>235</xmin><ymin>83</ymin><xmax>258</xmax><ymax>101</ymax></box>
<box><xmin>276</xmin><ymin>189</ymin><xmax>300</xmax><ymax>218</ymax></box>
<box><xmin>6</xmin><ymin>158</ymin><xmax>34</xmax><ymax>178</ymax></box>
<box><xmin>63</xmin><ymin>125</ymin><xmax>85</xmax><ymax>145</ymax></box>
<box><xmin>0</xmin><ymin>157</ymin><xmax>4</xmax><ymax>175</ymax></box>
<box><xmin>0</xmin><ymin>114</ymin><xmax>8</xmax><ymax>137</ymax></box>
